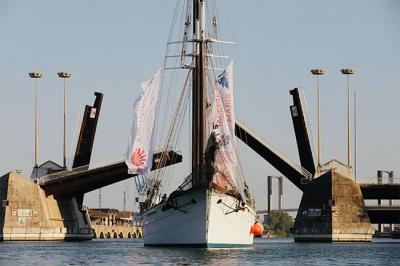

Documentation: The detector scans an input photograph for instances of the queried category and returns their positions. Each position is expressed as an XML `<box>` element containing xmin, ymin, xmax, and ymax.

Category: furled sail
<box><xmin>208</xmin><ymin>62</ymin><xmax>238</xmax><ymax>191</ymax></box>
<box><xmin>125</xmin><ymin>69</ymin><xmax>162</xmax><ymax>174</ymax></box>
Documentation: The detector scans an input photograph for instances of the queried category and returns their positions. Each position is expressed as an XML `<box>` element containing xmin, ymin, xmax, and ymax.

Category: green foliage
<box><xmin>264</xmin><ymin>211</ymin><xmax>294</xmax><ymax>236</ymax></box>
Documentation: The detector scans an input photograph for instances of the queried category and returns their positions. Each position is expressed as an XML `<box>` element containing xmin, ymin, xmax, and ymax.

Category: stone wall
<box><xmin>92</xmin><ymin>225</ymin><xmax>142</xmax><ymax>239</ymax></box>
<box><xmin>331</xmin><ymin>171</ymin><xmax>373</xmax><ymax>241</ymax></box>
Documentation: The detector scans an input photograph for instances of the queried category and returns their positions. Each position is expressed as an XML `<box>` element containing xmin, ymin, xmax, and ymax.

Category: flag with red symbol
<box><xmin>125</xmin><ymin>69</ymin><xmax>162</xmax><ymax>174</ymax></box>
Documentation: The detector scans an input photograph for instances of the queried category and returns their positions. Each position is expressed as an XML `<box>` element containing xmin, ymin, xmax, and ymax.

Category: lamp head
<box><xmin>310</xmin><ymin>69</ymin><xmax>325</xmax><ymax>75</ymax></box>
<box><xmin>340</xmin><ymin>68</ymin><xmax>356</xmax><ymax>75</ymax></box>
<box><xmin>58</xmin><ymin>72</ymin><xmax>72</xmax><ymax>78</ymax></box>
<box><xmin>29</xmin><ymin>72</ymin><xmax>43</xmax><ymax>79</ymax></box>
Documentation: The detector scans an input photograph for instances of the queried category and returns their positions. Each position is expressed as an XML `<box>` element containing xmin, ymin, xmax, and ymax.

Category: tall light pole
<box><xmin>340</xmin><ymin>68</ymin><xmax>356</xmax><ymax>167</ymax></box>
<box><xmin>58</xmin><ymin>72</ymin><xmax>72</xmax><ymax>169</ymax></box>
<box><xmin>29</xmin><ymin>72</ymin><xmax>43</xmax><ymax>178</ymax></box>
<box><xmin>310</xmin><ymin>68</ymin><xmax>325</xmax><ymax>169</ymax></box>
<box><xmin>354</xmin><ymin>90</ymin><xmax>357</xmax><ymax>180</ymax></box>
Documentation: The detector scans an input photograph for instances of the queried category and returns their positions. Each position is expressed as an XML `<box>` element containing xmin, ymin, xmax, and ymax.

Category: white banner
<box><xmin>217</xmin><ymin>61</ymin><xmax>235</xmax><ymax>136</ymax></box>
<box><xmin>209</xmin><ymin>62</ymin><xmax>238</xmax><ymax>188</ymax></box>
<box><xmin>125</xmin><ymin>69</ymin><xmax>162</xmax><ymax>175</ymax></box>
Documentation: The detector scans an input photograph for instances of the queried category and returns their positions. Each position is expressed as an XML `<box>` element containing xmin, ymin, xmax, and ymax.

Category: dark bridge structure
<box><xmin>235</xmin><ymin>117</ymin><xmax>400</xmax><ymax>225</ymax></box>
<box><xmin>256</xmin><ymin>205</ymin><xmax>400</xmax><ymax>225</ymax></box>
<box><xmin>235</xmin><ymin>88</ymin><xmax>399</xmax><ymax>240</ymax></box>
<box><xmin>360</xmin><ymin>183</ymin><xmax>400</xmax><ymax>200</ymax></box>
<box><xmin>365</xmin><ymin>205</ymin><xmax>400</xmax><ymax>224</ymax></box>
<box><xmin>38</xmin><ymin>93</ymin><xmax>182</xmax><ymax>202</ymax></box>
<box><xmin>39</xmin><ymin>151</ymin><xmax>182</xmax><ymax>198</ymax></box>
<box><xmin>235</xmin><ymin>118</ymin><xmax>310</xmax><ymax>191</ymax></box>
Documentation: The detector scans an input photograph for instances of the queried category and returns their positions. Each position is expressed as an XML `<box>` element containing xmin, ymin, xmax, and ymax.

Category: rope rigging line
<box><xmin>156</xmin><ymin>0</ymin><xmax>187</xmax><ymax>151</ymax></box>
<box><xmin>158</xmin><ymin>74</ymin><xmax>191</xmax><ymax>199</ymax></box>
<box><xmin>147</xmin><ymin>70</ymin><xmax>192</xmax><ymax>206</ymax></box>
<box><xmin>142</xmin><ymin>0</ymin><xmax>256</xmax><ymax>207</ymax></box>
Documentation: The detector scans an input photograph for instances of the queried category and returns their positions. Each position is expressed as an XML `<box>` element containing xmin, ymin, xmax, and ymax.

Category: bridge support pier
<box><xmin>0</xmin><ymin>171</ymin><xmax>94</xmax><ymax>241</ymax></box>
<box><xmin>293</xmin><ymin>165</ymin><xmax>373</xmax><ymax>242</ymax></box>
<box><xmin>377</xmin><ymin>170</ymin><xmax>394</xmax><ymax>233</ymax></box>
<box><xmin>267</xmin><ymin>176</ymin><xmax>283</xmax><ymax>214</ymax></box>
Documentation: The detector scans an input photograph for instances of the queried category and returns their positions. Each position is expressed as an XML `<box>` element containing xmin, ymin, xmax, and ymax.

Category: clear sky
<box><xmin>1</xmin><ymin>0</ymin><xmax>399</xmax><ymax>212</ymax></box>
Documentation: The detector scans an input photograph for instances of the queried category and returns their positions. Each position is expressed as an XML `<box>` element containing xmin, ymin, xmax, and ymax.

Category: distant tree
<box><xmin>265</xmin><ymin>211</ymin><xmax>294</xmax><ymax>236</ymax></box>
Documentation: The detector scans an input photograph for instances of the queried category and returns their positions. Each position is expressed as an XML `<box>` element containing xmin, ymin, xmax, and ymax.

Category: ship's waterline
<box><xmin>142</xmin><ymin>189</ymin><xmax>256</xmax><ymax>247</ymax></box>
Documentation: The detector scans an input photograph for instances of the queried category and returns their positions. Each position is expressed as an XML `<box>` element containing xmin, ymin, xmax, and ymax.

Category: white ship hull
<box><xmin>142</xmin><ymin>189</ymin><xmax>256</xmax><ymax>247</ymax></box>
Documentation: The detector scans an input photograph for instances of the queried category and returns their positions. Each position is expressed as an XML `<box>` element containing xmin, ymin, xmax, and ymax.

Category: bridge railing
<box><xmin>38</xmin><ymin>165</ymin><xmax>91</xmax><ymax>185</ymax></box>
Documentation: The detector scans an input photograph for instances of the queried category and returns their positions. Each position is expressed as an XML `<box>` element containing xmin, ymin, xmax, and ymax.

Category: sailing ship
<box><xmin>126</xmin><ymin>0</ymin><xmax>257</xmax><ymax>247</ymax></box>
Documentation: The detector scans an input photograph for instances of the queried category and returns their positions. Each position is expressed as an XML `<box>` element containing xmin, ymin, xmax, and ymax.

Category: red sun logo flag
<box><xmin>131</xmin><ymin>147</ymin><xmax>147</xmax><ymax>167</ymax></box>
<box><xmin>125</xmin><ymin>69</ymin><xmax>162</xmax><ymax>174</ymax></box>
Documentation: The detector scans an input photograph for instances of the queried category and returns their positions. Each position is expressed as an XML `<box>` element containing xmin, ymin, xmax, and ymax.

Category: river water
<box><xmin>0</xmin><ymin>238</ymin><xmax>399</xmax><ymax>265</ymax></box>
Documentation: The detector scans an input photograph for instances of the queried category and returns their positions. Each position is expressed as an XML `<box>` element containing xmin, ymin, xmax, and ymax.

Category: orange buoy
<box><xmin>251</xmin><ymin>222</ymin><xmax>264</xmax><ymax>236</ymax></box>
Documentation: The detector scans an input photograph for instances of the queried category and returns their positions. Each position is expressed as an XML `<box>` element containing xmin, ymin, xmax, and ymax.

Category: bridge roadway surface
<box><xmin>256</xmin><ymin>205</ymin><xmax>400</xmax><ymax>224</ymax></box>
<box><xmin>359</xmin><ymin>183</ymin><xmax>400</xmax><ymax>199</ymax></box>
<box><xmin>39</xmin><ymin>150</ymin><xmax>182</xmax><ymax>198</ymax></box>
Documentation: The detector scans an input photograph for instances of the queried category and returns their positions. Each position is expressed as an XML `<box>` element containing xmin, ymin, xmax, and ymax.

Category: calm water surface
<box><xmin>0</xmin><ymin>238</ymin><xmax>399</xmax><ymax>265</ymax></box>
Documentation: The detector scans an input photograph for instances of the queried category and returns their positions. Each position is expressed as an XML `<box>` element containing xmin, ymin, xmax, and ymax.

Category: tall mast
<box><xmin>192</xmin><ymin>0</ymin><xmax>206</xmax><ymax>187</ymax></box>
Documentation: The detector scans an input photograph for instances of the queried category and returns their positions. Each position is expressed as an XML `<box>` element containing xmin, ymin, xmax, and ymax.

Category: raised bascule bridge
<box><xmin>0</xmin><ymin>92</ymin><xmax>181</xmax><ymax>241</ymax></box>
<box><xmin>235</xmin><ymin>88</ymin><xmax>400</xmax><ymax>242</ymax></box>
<box><xmin>0</xmin><ymin>89</ymin><xmax>398</xmax><ymax>242</ymax></box>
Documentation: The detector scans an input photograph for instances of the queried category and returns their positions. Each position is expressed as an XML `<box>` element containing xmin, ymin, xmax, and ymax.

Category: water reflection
<box><xmin>0</xmin><ymin>238</ymin><xmax>399</xmax><ymax>265</ymax></box>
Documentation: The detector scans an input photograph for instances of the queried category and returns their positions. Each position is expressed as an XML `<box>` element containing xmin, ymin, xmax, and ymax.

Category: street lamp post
<box><xmin>29</xmin><ymin>72</ymin><xmax>44</xmax><ymax>178</ymax></box>
<box><xmin>310</xmin><ymin>69</ymin><xmax>325</xmax><ymax>169</ymax></box>
<box><xmin>340</xmin><ymin>68</ymin><xmax>356</xmax><ymax>167</ymax></box>
<box><xmin>58</xmin><ymin>72</ymin><xmax>72</xmax><ymax>169</ymax></box>
<box><xmin>354</xmin><ymin>90</ymin><xmax>357</xmax><ymax>180</ymax></box>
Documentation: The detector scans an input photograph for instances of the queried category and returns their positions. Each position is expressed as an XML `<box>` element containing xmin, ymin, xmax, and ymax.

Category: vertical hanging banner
<box><xmin>209</xmin><ymin>61</ymin><xmax>234</xmax><ymax>134</ymax></box>
<box><xmin>125</xmin><ymin>69</ymin><xmax>162</xmax><ymax>175</ymax></box>
<box><xmin>217</xmin><ymin>61</ymin><xmax>235</xmax><ymax>136</ymax></box>
<box><xmin>209</xmin><ymin>62</ymin><xmax>238</xmax><ymax>188</ymax></box>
